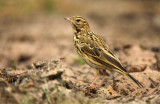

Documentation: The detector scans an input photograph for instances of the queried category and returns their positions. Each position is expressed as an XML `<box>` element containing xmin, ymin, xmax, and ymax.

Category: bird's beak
<box><xmin>64</xmin><ymin>17</ymin><xmax>73</xmax><ymax>23</ymax></box>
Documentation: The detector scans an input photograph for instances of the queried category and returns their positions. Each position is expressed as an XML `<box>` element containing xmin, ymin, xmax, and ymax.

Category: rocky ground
<box><xmin>0</xmin><ymin>44</ymin><xmax>160</xmax><ymax>104</ymax></box>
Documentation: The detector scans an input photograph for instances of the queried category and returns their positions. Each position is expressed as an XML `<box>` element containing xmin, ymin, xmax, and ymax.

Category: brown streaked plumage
<box><xmin>64</xmin><ymin>16</ymin><xmax>143</xmax><ymax>88</ymax></box>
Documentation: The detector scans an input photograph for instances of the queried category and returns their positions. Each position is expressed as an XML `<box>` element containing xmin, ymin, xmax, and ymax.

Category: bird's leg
<box><xmin>89</xmin><ymin>69</ymin><xmax>99</xmax><ymax>86</ymax></box>
<box><xmin>99</xmin><ymin>70</ymin><xmax>107</xmax><ymax>87</ymax></box>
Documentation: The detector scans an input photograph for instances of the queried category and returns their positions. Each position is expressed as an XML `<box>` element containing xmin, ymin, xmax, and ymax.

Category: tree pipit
<box><xmin>64</xmin><ymin>16</ymin><xmax>143</xmax><ymax>88</ymax></box>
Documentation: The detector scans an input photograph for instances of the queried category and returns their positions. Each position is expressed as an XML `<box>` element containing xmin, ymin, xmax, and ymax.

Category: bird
<box><xmin>64</xmin><ymin>16</ymin><xmax>143</xmax><ymax>88</ymax></box>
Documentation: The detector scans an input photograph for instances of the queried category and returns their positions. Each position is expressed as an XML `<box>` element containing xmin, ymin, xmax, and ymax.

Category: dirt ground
<box><xmin>0</xmin><ymin>0</ymin><xmax>160</xmax><ymax>104</ymax></box>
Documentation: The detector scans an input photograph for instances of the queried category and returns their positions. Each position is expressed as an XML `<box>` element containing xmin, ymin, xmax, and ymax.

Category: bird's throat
<box><xmin>73</xmin><ymin>25</ymin><xmax>91</xmax><ymax>34</ymax></box>
<box><xmin>75</xmin><ymin>26</ymin><xmax>81</xmax><ymax>33</ymax></box>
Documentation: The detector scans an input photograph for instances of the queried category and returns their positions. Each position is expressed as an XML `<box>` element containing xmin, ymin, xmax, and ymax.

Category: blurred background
<box><xmin>0</xmin><ymin>0</ymin><xmax>160</xmax><ymax>69</ymax></box>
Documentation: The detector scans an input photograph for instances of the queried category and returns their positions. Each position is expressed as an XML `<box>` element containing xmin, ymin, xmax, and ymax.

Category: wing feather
<box><xmin>80</xmin><ymin>43</ymin><xmax>127</xmax><ymax>73</ymax></box>
<box><xmin>78</xmin><ymin>33</ymin><xmax>127</xmax><ymax>73</ymax></box>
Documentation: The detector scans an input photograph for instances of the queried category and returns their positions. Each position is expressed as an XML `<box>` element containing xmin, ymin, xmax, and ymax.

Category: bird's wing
<box><xmin>78</xmin><ymin>34</ymin><xmax>143</xmax><ymax>88</ymax></box>
<box><xmin>90</xmin><ymin>34</ymin><xmax>121</xmax><ymax>61</ymax></box>
<box><xmin>79</xmin><ymin>33</ymin><xmax>127</xmax><ymax>73</ymax></box>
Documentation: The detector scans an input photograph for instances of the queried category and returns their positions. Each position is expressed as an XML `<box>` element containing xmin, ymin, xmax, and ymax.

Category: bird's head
<box><xmin>64</xmin><ymin>16</ymin><xmax>90</xmax><ymax>33</ymax></box>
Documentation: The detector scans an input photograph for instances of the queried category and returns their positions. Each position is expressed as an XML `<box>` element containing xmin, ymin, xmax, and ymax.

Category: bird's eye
<box><xmin>76</xmin><ymin>19</ymin><xmax>81</xmax><ymax>22</ymax></box>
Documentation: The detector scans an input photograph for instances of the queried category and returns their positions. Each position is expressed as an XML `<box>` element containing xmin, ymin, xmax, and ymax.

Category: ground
<box><xmin>0</xmin><ymin>0</ymin><xmax>160</xmax><ymax>104</ymax></box>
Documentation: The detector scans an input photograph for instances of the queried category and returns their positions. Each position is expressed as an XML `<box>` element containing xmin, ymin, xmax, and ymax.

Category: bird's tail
<box><xmin>125</xmin><ymin>73</ymin><xmax>143</xmax><ymax>88</ymax></box>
